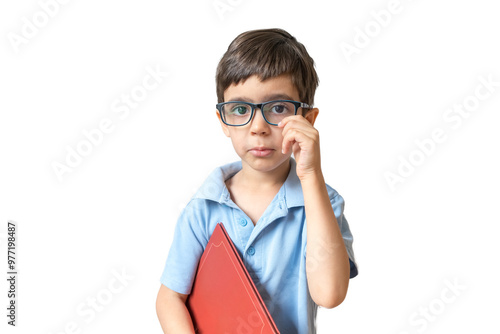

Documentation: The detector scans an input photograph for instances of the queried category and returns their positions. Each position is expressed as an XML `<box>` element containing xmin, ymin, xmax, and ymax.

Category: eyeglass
<box><xmin>216</xmin><ymin>100</ymin><xmax>311</xmax><ymax>126</ymax></box>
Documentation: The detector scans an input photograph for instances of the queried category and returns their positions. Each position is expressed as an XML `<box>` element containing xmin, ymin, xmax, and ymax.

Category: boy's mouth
<box><xmin>249</xmin><ymin>147</ymin><xmax>274</xmax><ymax>157</ymax></box>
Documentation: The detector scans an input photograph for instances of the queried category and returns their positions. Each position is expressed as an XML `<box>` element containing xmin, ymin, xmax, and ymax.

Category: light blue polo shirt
<box><xmin>160</xmin><ymin>158</ymin><xmax>357</xmax><ymax>334</ymax></box>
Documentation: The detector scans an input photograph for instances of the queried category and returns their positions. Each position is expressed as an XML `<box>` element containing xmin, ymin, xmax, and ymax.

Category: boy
<box><xmin>156</xmin><ymin>28</ymin><xmax>357</xmax><ymax>334</ymax></box>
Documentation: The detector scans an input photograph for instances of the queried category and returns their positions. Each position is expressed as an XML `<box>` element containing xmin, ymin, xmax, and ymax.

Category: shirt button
<box><xmin>247</xmin><ymin>246</ymin><xmax>255</xmax><ymax>256</ymax></box>
<box><xmin>239</xmin><ymin>218</ymin><xmax>248</xmax><ymax>227</ymax></box>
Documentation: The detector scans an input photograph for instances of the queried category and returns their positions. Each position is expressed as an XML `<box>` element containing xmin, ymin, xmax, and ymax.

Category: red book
<box><xmin>186</xmin><ymin>222</ymin><xmax>280</xmax><ymax>333</ymax></box>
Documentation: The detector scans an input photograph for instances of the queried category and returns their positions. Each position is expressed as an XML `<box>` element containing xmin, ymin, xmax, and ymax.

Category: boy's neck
<box><xmin>235</xmin><ymin>158</ymin><xmax>291</xmax><ymax>191</ymax></box>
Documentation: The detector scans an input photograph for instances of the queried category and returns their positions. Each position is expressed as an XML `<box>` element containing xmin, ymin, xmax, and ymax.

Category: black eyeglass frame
<box><xmin>216</xmin><ymin>100</ymin><xmax>312</xmax><ymax>126</ymax></box>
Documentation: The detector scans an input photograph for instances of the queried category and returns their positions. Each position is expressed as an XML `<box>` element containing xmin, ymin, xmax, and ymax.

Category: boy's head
<box><xmin>215</xmin><ymin>28</ymin><xmax>319</xmax><ymax>110</ymax></box>
<box><xmin>214</xmin><ymin>28</ymin><xmax>320</xmax><ymax>174</ymax></box>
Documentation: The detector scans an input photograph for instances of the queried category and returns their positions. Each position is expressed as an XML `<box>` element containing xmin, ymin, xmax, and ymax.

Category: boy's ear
<box><xmin>216</xmin><ymin>110</ymin><xmax>231</xmax><ymax>137</ymax></box>
<box><xmin>303</xmin><ymin>108</ymin><xmax>319</xmax><ymax>126</ymax></box>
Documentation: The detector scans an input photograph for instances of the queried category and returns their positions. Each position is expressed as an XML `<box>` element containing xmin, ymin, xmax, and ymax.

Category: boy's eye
<box><xmin>229</xmin><ymin>105</ymin><xmax>250</xmax><ymax>115</ymax></box>
<box><xmin>268</xmin><ymin>103</ymin><xmax>290</xmax><ymax>114</ymax></box>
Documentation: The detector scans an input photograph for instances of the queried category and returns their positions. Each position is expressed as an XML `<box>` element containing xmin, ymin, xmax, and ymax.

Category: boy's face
<box><xmin>216</xmin><ymin>74</ymin><xmax>319</xmax><ymax>175</ymax></box>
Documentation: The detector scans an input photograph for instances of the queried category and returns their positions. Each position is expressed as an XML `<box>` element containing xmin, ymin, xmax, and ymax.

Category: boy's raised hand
<box><xmin>278</xmin><ymin>114</ymin><xmax>321</xmax><ymax>181</ymax></box>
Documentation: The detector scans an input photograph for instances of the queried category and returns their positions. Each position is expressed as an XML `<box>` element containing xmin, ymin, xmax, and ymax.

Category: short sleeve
<box><xmin>329</xmin><ymin>188</ymin><xmax>358</xmax><ymax>279</ymax></box>
<box><xmin>160</xmin><ymin>199</ymin><xmax>210</xmax><ymax>294</ymax></box>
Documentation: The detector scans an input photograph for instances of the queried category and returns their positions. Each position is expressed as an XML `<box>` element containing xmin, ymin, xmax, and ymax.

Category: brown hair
<box><xmin>215</xmin><ymin>28</ymin><xmax>319</xmax><ymax>111</ymax></box>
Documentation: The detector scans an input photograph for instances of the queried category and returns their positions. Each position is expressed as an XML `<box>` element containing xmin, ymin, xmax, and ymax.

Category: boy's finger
<box><xmin>277</xmin><ymin>115</ymin><xmax>307</xmax><ymax>129</ymax></box>
<box><xmin>281</xmin><ymin>130</ymin><xmax>296</xmax><ymax>154</ymax></box>
<box><xmin>281</xmin><ymin>121</ymin><xmax>317</xmax><ymax>142</ymax></box>
<box><xmin>280</xmin><ymin>116</ymin><xmax>316</xmax><ymax>134</ymax></box>
<box><xmin>282</xmin><ymin>129</ymin><xmax>308</xmax><ymax>154</ymax></box>
<box><xmin>278</xmin><ymin>115</ymin><xmax>307</xmax><ymax>127</ymax></box>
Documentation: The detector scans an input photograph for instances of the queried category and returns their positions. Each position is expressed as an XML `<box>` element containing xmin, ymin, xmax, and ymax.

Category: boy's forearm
<box><xmin>156</xmin><ymin>286</ymin><xmax>195</xmax><ymax>334</ymax></box>
<box><xmin>301</xmin><ymin>170</ymin><xmax>350</xmax><ymax>309</ymax></box>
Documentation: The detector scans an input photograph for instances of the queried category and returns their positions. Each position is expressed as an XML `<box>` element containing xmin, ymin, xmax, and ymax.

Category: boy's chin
<box><xmin>240</xmin><ymin>154</ymin><xmax>291</xmax><ymax>171</ymax></box>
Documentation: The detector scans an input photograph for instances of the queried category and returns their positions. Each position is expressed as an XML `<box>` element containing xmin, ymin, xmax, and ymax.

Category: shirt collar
<box><xmin>192</xmin><ymin>158</ymin><xmax>304</xmax><ymax>209</ymax></box>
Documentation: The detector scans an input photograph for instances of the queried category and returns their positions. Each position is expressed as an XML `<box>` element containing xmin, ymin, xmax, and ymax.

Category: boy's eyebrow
<box><xmin>227</xmin><ymin>94</ymin><xmax>296</xmax><ymax>102</ymax></box>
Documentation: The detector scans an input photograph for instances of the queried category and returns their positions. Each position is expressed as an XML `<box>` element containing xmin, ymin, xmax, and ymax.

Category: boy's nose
<box><xmin>250</xmin><ymin>108</ymin><xmax>270</xmax><ymax>134</ymax></box>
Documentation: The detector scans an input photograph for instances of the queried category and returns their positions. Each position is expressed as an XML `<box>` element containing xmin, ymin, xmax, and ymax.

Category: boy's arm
<box><xmin>301</xmin><ymin>173</ymin><xmax>351</xmax><ymax>309</ymax></box>
<box><xmin>156</xmin><ymin>284</ymin><xmax>195</xmax><ymax>334</ymax></box>
<box><xmin>279</xmin><ymin>114</ymin><xmax>351</xmax><ymax>309</ymax></box>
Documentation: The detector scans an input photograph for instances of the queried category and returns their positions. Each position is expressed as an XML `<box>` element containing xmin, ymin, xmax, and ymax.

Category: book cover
<box><xmin>186</xmin><ymin>222</ymin><xmax>280</xmax><ymax>333</ymax></box>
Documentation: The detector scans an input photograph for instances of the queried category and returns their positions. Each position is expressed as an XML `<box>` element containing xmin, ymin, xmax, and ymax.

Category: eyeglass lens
<box><xmin>222</xmin><ymin>101</ymin><xmax>296</xmax><ymax>125</ymax></box>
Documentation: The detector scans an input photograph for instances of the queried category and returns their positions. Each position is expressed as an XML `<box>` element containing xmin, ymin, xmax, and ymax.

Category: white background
<box><xmin>1</xmin><ymin>0</ymin><xmax>499</xmax><ymax>333</ymax></box>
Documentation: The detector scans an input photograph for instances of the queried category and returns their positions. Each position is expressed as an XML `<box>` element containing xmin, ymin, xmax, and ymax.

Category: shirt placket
<box><xmin>231</xmin><ymin>209</ymin><xmax>261</xmax><ymax>275</ymax></box>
